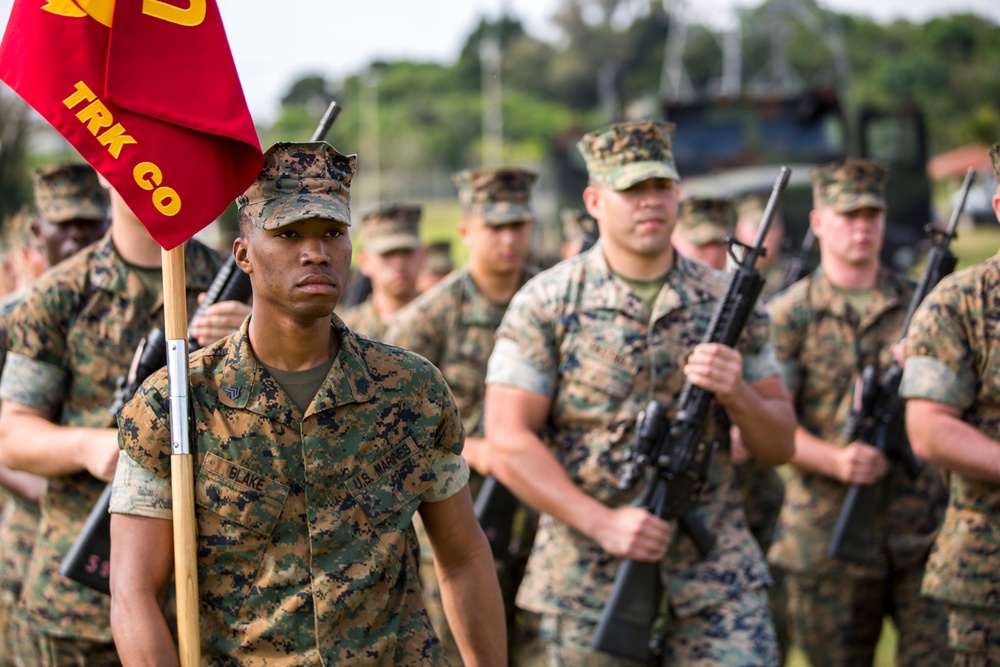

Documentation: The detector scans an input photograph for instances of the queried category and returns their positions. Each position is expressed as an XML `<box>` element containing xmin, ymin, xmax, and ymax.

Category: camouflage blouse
<box><xmin>901</xmin><ymin>251</ymin><xmax>1000</xmax><ymax>609</ymax></box>
<box><xmin>486</xmin><ymin>244</ymin><xmax>776</xmax><ymax>621</ymax></box>
<box><xmin>113</xmin><ymin>316</ymin><xmax>469</xmax><ymax>664</ymax></box>
<box><xmin>386</xmin><ymin>266</ymin><xmax>535</xmax><ymax>438</ymax></box>
<box><xmin>0</xmin><ymin>232</ymin><xmax>219</xmax><ymax>641</ymax></box>
<box><xmin>767</xmin><ymin>267</ymin><xmax>946</xmax><ymax>578</ymax></box>
<box><xmin>340</xmin><ymin>297</ymin><xmax>388</xmax><ymax>341</ymax></box>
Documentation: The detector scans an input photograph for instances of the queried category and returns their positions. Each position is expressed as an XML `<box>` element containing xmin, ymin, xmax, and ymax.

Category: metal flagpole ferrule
<box><xmin>167</xmin><ymin>339</ymin><xmax>191</xmax><ymax>455</ymax></box>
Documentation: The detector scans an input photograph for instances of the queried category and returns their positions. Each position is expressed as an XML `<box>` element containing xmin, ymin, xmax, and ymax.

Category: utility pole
<box><xmin>479</xmin><ymin>34</ymin><xmax>503</xmax><ymax>167</ymax></box>
<box><xmin>359</xmin><ymin>68</ymin><xmax>380</xmax><ymax>213</ymax></box>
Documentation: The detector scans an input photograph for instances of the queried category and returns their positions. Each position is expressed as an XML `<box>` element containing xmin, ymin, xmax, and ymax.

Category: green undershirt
<box><xmin>260</xmin><ymin>356</ymin><xmax>336</xmax><ymax>412</ymax></box>
<box><xmin>127</xmin><ymin>263</ymin><xmax>164</xmax><ymax>296</ymax></box>
<box><xmin>617</xmin><ymin>272</ymin><xmax>671</xmax><ymax>312</ymax></box>
<box><xmin>833</xmin><ymin>285</ymin><xmax>874</xmax><ymax>318</ymax></box>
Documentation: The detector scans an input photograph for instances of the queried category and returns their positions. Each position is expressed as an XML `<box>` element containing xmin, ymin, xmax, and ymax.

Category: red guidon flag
<box><xmin>0</xmin><ymin>0</ymin><xmax>263</xmax><ymax>250</ymax></box>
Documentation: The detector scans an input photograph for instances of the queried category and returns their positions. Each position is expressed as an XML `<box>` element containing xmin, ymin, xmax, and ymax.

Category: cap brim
<box><xmin>365</xmin><ymin>234</ymin><xmax>422</xmax><ymax>255</ymax></box>
<box><xmin>252</xmin><ymin>193</ymin><xmax>352</xmax><ymax>230</ymax></box>
<box><xmin>479</xmin><ymin>204</ymin><xmax>535</xmax><ymax>226</ymax></box>
<box><xmin>833</xmin><ymin>195</ymin><xmax>886</xmax><ymax>214</ymax></box>
<box><xmin>597</xmin><ymin>161</ymin><xmax>680</xmax><ymax>191</ymax></box>
<box><xmin>43</xmin><ymin>201</ymin><xmax>107</xmax><ymax>224</ymax></box>
<box><xmin>679</xmin><ymin>227</ymin><xmax>728</xmax><ymax>246</ymax></box>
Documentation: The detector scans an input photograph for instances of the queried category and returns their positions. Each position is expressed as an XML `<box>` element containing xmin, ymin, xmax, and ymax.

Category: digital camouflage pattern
<box><xmin>560</xmin><ymin>209</ymin><xmax>598</xmax><ymax>244</ymax></box>
<box><xmin>809</xmin><ymin>158</ymin><xmax>888</xmax><ymax>213</ymax></box>
<box><xmin>237</xmin><ymin>141</ymin><xmax>356</xmax><ymax>231</ymax></box>
<box><xmin>767</xmin><ymin>268</ymin><xmax>947</xmax><ymax>578</ymax></box>
<box><xmin>424</xmin><ymin>241</ymin><xmax>454</xmax><ymax>276</ymax></box>
<box><xmin>0</xmin><ymin>289</ymin><xmax>40</xmax><ymax>663</ymax></box>
<box><xmin>538</xmin><ymin>589</ymin><xmax>778</xmax><ymax>666</ymax></box>
<box><xmin>990</xmin><ymin>142</ymin><xmax>1000</xmax><ymax>181</ymax></box>
<box><xmin>453</xmin><ymin>166</ymin><xmax>538</xmax><ymax>226</ymax></box>
<box><xmin>113</xmin><ymin>316</ymin><xmax>467</xmax><ymax>664</ymax></box>
<box><xmin>0</xmin><ymin>232</ymin><xmax>219</xmax><ymax>642</ymax></box>
<box><xmin>361</xmin><ymin>202</ymin><xmax>423</xmax><ymax>255</ymax></box>
<box><xmin>386</xmin><ymin>266</ymin><xmax>536</xmax><ymax>440</ymax></box>
<box><xmin>675</xmin><ymin>197</ymin><xmax>735</xmax><ymax>246</ymax></box>
<box><xmin>31</xmin><ymin>163</ymin><xmax>108</xmax><ymax>224</ymax></box>
<box><xmin>901</xmin><ymin>251</ymin><xmax>1000</xmax><ymax>612</ymax></box>
<box><xmin>385</xmin><ymin>265</ymin><xmax>538</xmax><ymax>664</ymax></box>
<box><xmin>487</xmin><ymin>246</ymin><xmax>775</xmax><ymax>623</ymax></box>
<box><xmin>576</xmin><ymin>120</ymin><xmax>680</xmax><ymax>191</ymax></box>
<box><xmin>340</xmin><ymin>298</ymin><xmax>390</xmax><ymax>341</ymax></box>
<box><xmin>768</xmin><ymin>268</ymin><xmax>950</xmax><ymax>664</ymax></box>
<box><xmin>785</xmin><ymin>569</ymin><xmax>952</xmax><ymax>666</ymax></box>
<box><xmin>947</xmin><ymin>606</ymin><xmax>1000</xmax><ymax>665</ymax></box>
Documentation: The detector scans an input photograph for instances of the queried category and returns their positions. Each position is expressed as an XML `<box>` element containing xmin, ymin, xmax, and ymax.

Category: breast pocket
<box><xmin>348</xmin><ymin>438</ymin><xmax>434</xmax><ymax>541</ymax></box>
<box><xmin>194</xmin><ymin>453</ymin><xmax>289</xmax><ymax>616</ymax></box>
<box><xmin>560</xmin><ymin>336</ymin><xmax>638</xmax><ymax>415</ymax></box>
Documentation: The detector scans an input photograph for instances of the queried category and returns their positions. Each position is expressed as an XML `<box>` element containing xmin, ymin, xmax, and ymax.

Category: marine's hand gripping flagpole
<box><xmin>163</xmin><ymin>247</ymin><xmax>201</xmax><ymax>666</ymax></box>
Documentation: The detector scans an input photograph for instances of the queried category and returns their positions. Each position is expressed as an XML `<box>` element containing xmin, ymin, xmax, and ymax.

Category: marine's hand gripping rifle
<box><xmin>826</xmin><ymin>166</ymin><xmax>974</xmax><ymax>564</ymax></box>
<box><xmin>591</xmin><ymin>166</ymin><xmax>791</xmax><ymax>662</ymax></box>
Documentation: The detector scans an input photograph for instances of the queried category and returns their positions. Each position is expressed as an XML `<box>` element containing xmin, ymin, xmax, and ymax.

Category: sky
<box><xmin>1</xmin><ymin>0</ymin><xmax>999</xmax><ymax>124</ymax></box>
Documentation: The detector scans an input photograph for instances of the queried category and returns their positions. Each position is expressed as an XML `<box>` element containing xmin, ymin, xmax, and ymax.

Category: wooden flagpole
<box><xmin>162</xmin><ymin>243</ymin><xmax>201</xmax><ymax>667</ymax></box>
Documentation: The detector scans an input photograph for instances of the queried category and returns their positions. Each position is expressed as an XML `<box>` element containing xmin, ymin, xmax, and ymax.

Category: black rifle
<box><xmin>59</xmin><ymin>100</ymin><xmax>343</xmax><ymax>595</ymax></box>
<box><xmin>781</xmin><ymin>227</ymin><xmax>816</xmax><ymax>290</ymax></box>
<box><xmin>826</xmin><ymin>166</ymin><xmax>975</xmax><ymax>565</ymax></box>
<box><xmin>591</xmin><ymin>166</ymin><xmax>791</xmax><ymax>662</ymax></box>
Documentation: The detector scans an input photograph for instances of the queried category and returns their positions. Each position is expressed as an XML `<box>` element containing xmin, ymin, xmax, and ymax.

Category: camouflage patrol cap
<box><xmin>810</xmin><ymin>158</ymin><xmax>888</xmax><ymax>213</ymax></box>
<box><xmin>577</xmin><ymin>120</ymin><xmax>680</xmax><ymax>191</ymax></box>
<box><xmin>425</xmin><ymin>241</ymin><xmax>454</xmax><ymax>275</ymax></box>
<box><xmin>675</xmin><ymin>197</ymin><xmax>734</xmax><ymax>246</ymax></box>
<box><xmin>560</xmin><ymin>208</ymin><xmax>598</xmax><ymax>242</ymax></box>
<box><xmin>237</xmin><ymin>141</ymin><xmax>356</xmax><ymax>231</ymax></box>
<box><xmin>736</xmin><ymin>192</ymin><xmax>782</xmax><ymax>229</ymax></box>
<box><xmin>453</xmin><ymin>166</ymin><xmax>538</xmax><ymax>226</ymax></box>
<box><xmin>31</xmin><ymin>163</ymin><xmax>108</xmax><ymax>224</ymax></box>
<box><xmin>989</xmin><ymin>142</ymin><xmax>1000</xmax><ymax>181</ymax></box>
<box><xmin>361</xmin><ymin>203</ymin><xmax>423</xmax><ymax>255</ymax></box>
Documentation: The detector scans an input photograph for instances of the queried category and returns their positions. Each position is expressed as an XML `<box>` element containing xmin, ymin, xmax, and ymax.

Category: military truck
<box><xmin>664</xmin><ymin>87</ymin><xmax>931</xmax><ymax>272</ymax></box>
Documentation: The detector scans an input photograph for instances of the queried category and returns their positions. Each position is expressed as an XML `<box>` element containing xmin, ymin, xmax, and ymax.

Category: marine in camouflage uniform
<box><xmin>340</xmin><ymin>202</ymin><xmax>426</xmax><ymax>340</ymax></box>
<box><xmin>899</xmin><ymin>142</ymin><xmax>1000</xmax><ymax>666</ymax></box>
<box><xmin>767</xmin><ymin>158</ymin><xmax>950</xmax><ymax>667</ymax></box>
<box><xmin>671</xmin><ymin>196</ymin><xmax>734</xmax><ymax>271</ymax></box>
<box><xmin>385</xmin><ymin>166</ymin><xmax>540</xmax><ymax>666</ymax></box>
<box><xmin>0</xmin><ymin>162</ymin><xmax>109</xmax><ymax>667</ymax></box>
<box><xmin>484</xmin><ymin>120</ymin><xmax>797</xmax><ymax>666</ymax></box>
<box><xmin>0</xmin><ymin>203</ymin><xmax>219</xmax><ymax>663</ymax></box>
<box><xmin>417</xmin><ymin>240</ymin><xmax>455</xmax><ymax>293</ymax></box>
<box><xmin>559</xmin><ymin>209</ymin><xmax>598</xmax><ymax>261</ymax></box>
<box><xmin>109</xmin><ymin>141</ymin><xmax>505</xmax><ymax>665</ymax></box>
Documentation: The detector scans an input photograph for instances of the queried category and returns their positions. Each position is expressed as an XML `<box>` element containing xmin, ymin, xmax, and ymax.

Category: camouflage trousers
<box><xmin>739</xmin><ymin>460</ymin><xmax>788</xmax><ymax>663</ymax></box>
<box><xmin>0</xmin><ymin>588</ymin><xmax>16</xmax><ymax>667</ymax></box>
<box><xmin>12</xmin><ymin>615</ymin><xmax>120</xmax><ymax>667</ymax></box>
<box><xmin>785</xmin><ymin>568</ymin><xmax>951</xmax><ymax>667</ymax></box>
<box><xmin>537</xmin><ymin>587</ymin><xmax>779</xmax><ymax>667</ymax></box>
<box><xmin>947</xmin><ymin>604</ymin><xmax>1000</xmax><ymax>667</ymax></box>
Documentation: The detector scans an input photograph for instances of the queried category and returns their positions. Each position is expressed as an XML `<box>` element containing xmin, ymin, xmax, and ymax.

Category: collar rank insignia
<box><xmin>225</xmin><ymin>385</ymin><xmax>242</xmax><ymax>400</ymax></box>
